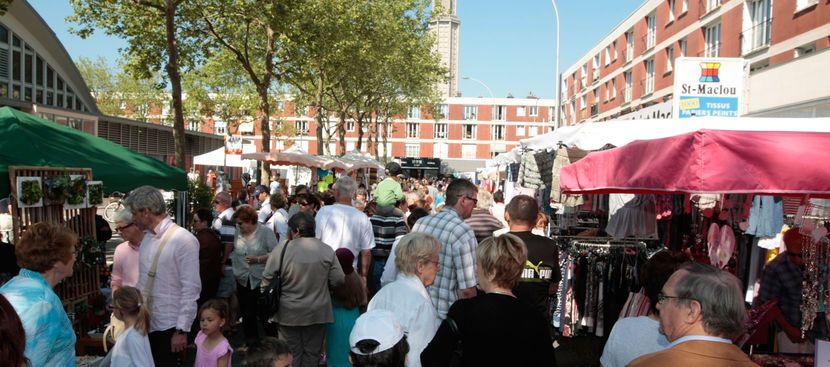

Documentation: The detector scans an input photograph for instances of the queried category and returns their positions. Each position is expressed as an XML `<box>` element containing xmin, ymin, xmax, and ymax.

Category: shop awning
<box><xmin>0</xmin><ymin>107</ymin><xmax>186</xmax><ymax>196</ymax></box>
<box><xmin>521</xmin><ymin>116</ymin><xmax>830</xmax><ymax>151</ymax></box>
<box><xmin>560</xmin><ymin>129</ymin><xmax>830</xmax><ymax>197</ymax></box>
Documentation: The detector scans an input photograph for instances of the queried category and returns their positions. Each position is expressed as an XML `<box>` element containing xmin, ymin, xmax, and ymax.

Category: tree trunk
<box><xmin>338</xmin><ymin>110</ymin><xmax>347</xmax><ymax>156</ymax></box>
<box><xmin>164</xmin><ymin>0</ymin><xmax>186</xmax><ymax>169</ymax></box>
<box><xmin>356</xmin><ymin>111</ymin><xmax>365</xmax><ymax>152</ymax></box>
<box><xmin>257</xmin><ymin>85</ymin><xmax>271</xmax><ymax>183</ymax></box>
<box><xmin>314</xmin><ymin>74</ymin><xmax>325</xmax><ymax>155</ymax></box>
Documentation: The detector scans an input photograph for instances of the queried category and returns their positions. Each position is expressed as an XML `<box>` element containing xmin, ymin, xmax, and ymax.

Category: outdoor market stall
<box><xmin>556</xmin><ymin>128</ymin><xmax>830</xmax><ymax>364</ymax></box>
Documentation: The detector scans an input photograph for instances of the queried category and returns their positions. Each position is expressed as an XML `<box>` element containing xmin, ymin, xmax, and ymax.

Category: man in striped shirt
<box><xmin>368</xmin><ymin>199</ymin><xmax>408</xmax><ymax>298</ymax></box>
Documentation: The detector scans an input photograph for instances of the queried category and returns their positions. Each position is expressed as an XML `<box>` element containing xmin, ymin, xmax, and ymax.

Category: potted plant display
<box><xmin>44</xmin><ymin>172</ymin><xmax>71</xmax><ymax>205</ymax></box>
<box><xmin>16</xmin><ymin>177</ymin><xmax>43</xmax><ymax>208</ymax></box>
<box><xmin>87</xmin><ymin>181</ymin><xmax>103</xmax><ymax>207</ymax></box>
<box><xmin>64</xmin><ymin>175</ymin><xmax>88</xmax><ymax>209</ymax></box>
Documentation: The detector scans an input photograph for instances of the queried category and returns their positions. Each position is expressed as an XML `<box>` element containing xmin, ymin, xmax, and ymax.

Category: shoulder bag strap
<box><xmin>142</xmin><ymin>223</ymin><xmax>180</xmax><ymax>306</ymax></box>
<box><xmin>277</xmin><ymin>239</ymin><xmax>289</xmax><ymax>278</ymax></box>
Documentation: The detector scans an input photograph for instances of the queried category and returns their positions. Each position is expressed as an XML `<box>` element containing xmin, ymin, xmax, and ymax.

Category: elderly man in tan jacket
<box><xmin>628</xmin><ymin>263</ymin><xmax>758</xmax><ymax>367</ymax></box>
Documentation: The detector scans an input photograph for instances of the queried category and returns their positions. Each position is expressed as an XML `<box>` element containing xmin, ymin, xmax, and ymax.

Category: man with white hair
<box><xmin>123</xmin><ymin>185</ymin><xmax>201</xmax><ymax>366</ymax></box>
<box><xmin>316</xmin><ymin>176</ymin><xmax>376</xmax><ymax>283</ymax></box>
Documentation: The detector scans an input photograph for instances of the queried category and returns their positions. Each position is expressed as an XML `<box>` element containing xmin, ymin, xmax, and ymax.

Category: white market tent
<box><xmin>194</xmin><ymin>147</ymin><xmax>256</xmax><ymax>168</ymax></box>
<box><xmin>519</xmin><ymin>116</ymin><xmax>830</xmax><ymax>151</ymax></box>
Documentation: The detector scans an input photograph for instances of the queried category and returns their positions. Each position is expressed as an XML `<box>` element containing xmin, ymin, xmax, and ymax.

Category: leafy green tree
<box><xmin>69</xmin><ymin>0</ymin><xmax>205</xmax><ymax>169</ymax></box>
<box><xmin>76</xmin><ymin>56</ymin><xmax>166</xmax><ymax>122</ymax></box>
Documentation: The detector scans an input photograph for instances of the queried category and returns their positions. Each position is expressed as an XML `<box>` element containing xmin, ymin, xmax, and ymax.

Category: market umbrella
<box><xmin>242</xmin><ymin>145</ymin><xmax>340</xmax><ymax>170</ymax></box>
<box><xmin>560</xmin><ymin>129</ymin><xmax>830</xmax><ymax>197</ymax></box>
<box><xmin>0</xmin><ymin>107</ymin><xmax>186</xmax><ymax>196</ymax></box>
<box><xmin>337</xmin><ymin>150</ymin><xmax>383</xmax><ymax>172</ymax></box>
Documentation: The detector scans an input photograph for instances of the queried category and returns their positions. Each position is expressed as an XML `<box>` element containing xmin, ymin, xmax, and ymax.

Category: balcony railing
<box><xmin>740</xmin><ymin>18</ymin><xmax>772</xmax><ymax>55</ymax></box>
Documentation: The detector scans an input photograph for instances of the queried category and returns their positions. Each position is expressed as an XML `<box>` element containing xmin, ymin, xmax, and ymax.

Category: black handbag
<box><xmin>261</xmin><ymin>242</ymin><xmax>289</xmax><ymax>317</ymax></box>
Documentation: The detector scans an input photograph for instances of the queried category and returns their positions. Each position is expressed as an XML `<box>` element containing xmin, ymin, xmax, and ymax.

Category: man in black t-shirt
<box><xmin>505</xmin><ymin>194</ymin><xmax>561</xmax><ymax>321</ymax></box>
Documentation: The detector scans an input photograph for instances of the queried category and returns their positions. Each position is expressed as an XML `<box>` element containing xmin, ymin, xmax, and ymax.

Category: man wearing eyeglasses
<box><xmin>754</xmin><ymin>228</ymin><xmax>810</xmax><ymax>353</ymax></box>
<box><xmin>111</xmin><ymin>209</ymin><xmax>144</xmax><ymax>292</ymax></box>
<box><xmin>411</xmin><ymin>178</ymin><xmax>479</xmax><ymax>320</ymax></box>
<box><xmin>628</xmin><ymin>263</ymin><xmax>757</xmax><ymax>367</ymax></box>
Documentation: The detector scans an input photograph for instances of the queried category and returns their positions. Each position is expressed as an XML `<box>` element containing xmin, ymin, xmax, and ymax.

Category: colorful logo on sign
<box><xmin>699</xmin><ymin>62</ymin><xmax>721</xmax><ymax>83</ymax></box>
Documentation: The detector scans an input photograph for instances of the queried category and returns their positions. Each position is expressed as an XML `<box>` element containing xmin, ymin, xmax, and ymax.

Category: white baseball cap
<box><xmin>349</xmin><ymin>309</ymin><xmax>405</xmax><ymax>355</ymax></box>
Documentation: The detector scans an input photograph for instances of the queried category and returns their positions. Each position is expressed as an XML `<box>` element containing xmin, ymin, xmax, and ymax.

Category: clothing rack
<box><xmin>553</xmin><ymin>235</ymin><xmax>649</xmax><ymax>249</ymax></box>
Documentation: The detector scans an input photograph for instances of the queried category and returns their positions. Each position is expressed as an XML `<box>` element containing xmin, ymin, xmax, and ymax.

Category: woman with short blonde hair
<box><xmin>422</xmin><ymin>234</ymin><xmax>556</xmax><ymax>366</ymax></box>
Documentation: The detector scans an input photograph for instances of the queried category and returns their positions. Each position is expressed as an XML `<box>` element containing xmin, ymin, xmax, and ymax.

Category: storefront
<box><xmin>398</xmin><ymin>157</ymin><xmax>441</xmax><ymax>179</ymax></box>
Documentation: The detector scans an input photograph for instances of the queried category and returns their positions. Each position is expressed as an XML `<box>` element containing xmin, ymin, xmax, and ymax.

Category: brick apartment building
<box><xmin>561</xmin><ymin>0</ymin><xmax>830</xmax><ymax>124</ymax></box>
<box><xmin>199</xmin><ymin>95</ymin><xmax>557</xmax><ymax>174</ymax></box>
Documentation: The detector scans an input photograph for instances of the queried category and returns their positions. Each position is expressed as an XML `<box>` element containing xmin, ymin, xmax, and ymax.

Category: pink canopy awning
<box><xmin>560</xmin><ymin>129</ymin><xmax>830</xmax><ymax>197</ymax></box>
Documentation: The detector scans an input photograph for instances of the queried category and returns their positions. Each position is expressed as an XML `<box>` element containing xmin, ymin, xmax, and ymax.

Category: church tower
<box><xmin>429</xmin><ymin>0</ymin><xmax>460</xmax><ymax>98</ymax></box>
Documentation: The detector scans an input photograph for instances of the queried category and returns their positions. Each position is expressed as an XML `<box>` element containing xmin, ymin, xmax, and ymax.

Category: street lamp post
<box><xmin>462</xmin><ymin>76</ymin><xmax>495</xmax><ymax>122</ymax></box>
<box><xmin>550</xmin><ymin>0</ymin><xmax>561</xmax><ymax>129</ymax></box>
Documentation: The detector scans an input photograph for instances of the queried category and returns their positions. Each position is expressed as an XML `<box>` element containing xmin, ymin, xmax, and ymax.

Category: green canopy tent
<box><xmin>0</xmin><ymin>107</ymin><xmax>186</xmax><ymax>197</ymax></box>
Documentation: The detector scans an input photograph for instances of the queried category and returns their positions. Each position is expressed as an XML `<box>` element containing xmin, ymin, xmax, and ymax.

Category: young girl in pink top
<box><xmin>194</xmin><ymin>299</ymin><xmax>233</xmax><ymax>367</ymax></box>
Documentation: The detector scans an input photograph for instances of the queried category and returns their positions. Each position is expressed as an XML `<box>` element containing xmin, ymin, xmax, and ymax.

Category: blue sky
<box><xmin>28</xmin><ymin>0</ymin><xmax>643</xmax><ymax>100</ymax></box>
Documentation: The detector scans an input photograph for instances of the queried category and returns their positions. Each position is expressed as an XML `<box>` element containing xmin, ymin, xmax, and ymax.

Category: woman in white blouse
<box><xmin>231</xmin><ymin>205</ymin><xmax>278</xmax><ymax>343</ymax></box>
<box><xmin>368</xmin><ymin>232</ymin><xmax>442</xmax><ymax>367</ymax></box>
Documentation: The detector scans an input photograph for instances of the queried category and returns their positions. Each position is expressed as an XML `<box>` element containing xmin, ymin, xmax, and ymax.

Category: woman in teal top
<box><xmin>0</xmin><ymin>222</ymin><xmax>78</xmax><ymax>367</ymax></box>
<box><xmin>326</xmin><ymin>248</ymin><xmax>365</xmax><ymax>367</ymax></box>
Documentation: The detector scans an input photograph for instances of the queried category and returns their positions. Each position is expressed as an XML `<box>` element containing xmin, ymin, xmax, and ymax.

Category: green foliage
<box><xmin>66</xmin><ymin>177</ymin><xmax>87</xmax><ymax>206</ymax></box>
<box><xmin>77</xmin><ymin>56</ymin><xmax>167</xmax><ymax>122</ymax></box>
<box><xmin>188</xmin><ymin>179</ymin><xmax>213</xmax><ymax>215</ymax></box>
<box><xmin>20</xmin><ymin>179</ymin><xmax>43</xmax><ymax>205</ymax></box>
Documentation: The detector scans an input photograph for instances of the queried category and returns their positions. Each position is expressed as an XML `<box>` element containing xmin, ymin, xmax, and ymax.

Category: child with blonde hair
<box><xmin>195</xmin><ymin>299</ymin><xmax>233</xmax><ymax>367</ymax></box>
<box><xmin>110</xmin><ymin>286</ymin><xmax>154</xmax><ymax>366</ymax></box>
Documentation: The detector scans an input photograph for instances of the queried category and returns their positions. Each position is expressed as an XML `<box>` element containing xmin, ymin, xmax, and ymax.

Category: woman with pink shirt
<box><xmin>111</xmin><ymin>209</ymin><xmax>144</xmax><ymax>292</ymax></box>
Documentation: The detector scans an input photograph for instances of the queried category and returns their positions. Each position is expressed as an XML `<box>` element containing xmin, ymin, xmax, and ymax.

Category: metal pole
<box><xmin>551</xmin><ymin>0</ymin><xmax>561</xmax><ymax>128</ymax></box>
<box><xmin>462</xmin><ymin>76</ymin><xmax>495</xmax><ymax>120</ymax></box>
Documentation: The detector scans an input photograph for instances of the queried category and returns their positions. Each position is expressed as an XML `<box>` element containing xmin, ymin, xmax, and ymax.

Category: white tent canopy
<box><xmin>194</xmin><ymin>147</ymin><xmax>256</xmax><ymax>168</ymax></box>
<box><xmin>520</xmin><ymin>117</ymin><xmax>830</xmax><ymax>151</ymax></box>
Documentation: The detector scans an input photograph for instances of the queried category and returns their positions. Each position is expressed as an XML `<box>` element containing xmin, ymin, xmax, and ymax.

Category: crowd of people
<box><xmin>0</xmin><ymin>161</ymin><xmax>765</xmax><ymax>367</ymax></box>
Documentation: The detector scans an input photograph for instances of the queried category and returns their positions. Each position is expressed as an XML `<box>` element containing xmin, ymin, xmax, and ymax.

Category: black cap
<box><xmin>385</xmin><ymin>162</ymin><xmax>402</xmax><ymax>176</ymax></box>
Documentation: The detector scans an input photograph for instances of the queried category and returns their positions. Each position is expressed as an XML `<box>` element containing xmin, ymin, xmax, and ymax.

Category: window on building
<box><xmin>667</xmin><ymin>0</ymin><xmax>675</xmax><ymax>23</ymax></box>
<box><xmin>646</xmin><ymin>12</ymin><xmax>656</xmax><ymax>50</ymax></box>
<box><xmin>493</xmin><ymin>105</ymin><xmax>507</xmax><ymax>121</ymax></box>
<box><xmin>35</xmin><ymin>56</ymin><xmax>43</xmax><ymax>86</ymax></box>
<box><xmin>295</xmin><ymin>120</ymin><xmax>309</xmax><ymax>134</ymax></box>
<box><xmin>462</xmin><ymin>124</ymin><xmax>476</xmax><ymax>139</ymax></box>
<box><xmin>434</xmin><ymin>123</ymin><xmax>448</xmax><ymax>139</ymax></box>
<box><xmin>593</xmin><ymin>54</ymin><xmax>600</xmax><ymax>81</ymax></box>
<box><xmin>529</xmin><ymin>126</ymin><xmax>539</xmax><ymax>136</ymax></box>
<box><xmin>679</xmin><ymin>38</ymin><xmax>688</xmax><ymax>57</ymax></box>
<box><xmin>516</xmin><ymin>125</ymin><xmax>526</xmax><ymax>136</ymax></box>
<box><xmin>666</xmin><ymin>46</ymin><xmax>675</xmax><ymax>73</ymax></box>
<box><xmin>492</xmin><ymin>124</ymin><xmax>505</xmax><ymax>140</ymax></box>
<box><xmin>408</xmin><ymin>105</ymin><xmax>421</xmax><ymax>119</ymax></box>
<box><xmin>347</xmin><ymin>120</ymin><xmax>355</xmax><ymax>132</ymax></box>
<box><xmin>645</xmin><ymin>58</ymin><xmax>655</xmax><ymax>95</ymax></box>
<box><xmin>406</xmin><ymin>122</ymin><xmax>419</xmax><ymax>138</ymax></box>
<box><xmin>796</xmin><ymin>0</ymin><xmax>819</xmax><ymax>12</ymax></box>
<box><xmin>405</xmin><ymin>143</ymin><xmax>420</xmax><ymax>157</ymax></box>
<box><xmin>580</xmin><ymin>64</ymin><xmax>588</xmax><ymax>86</ymax></box>
<box><xmin>433</xmin><ymin>142</ymin><xmax>448</xmax><ymax>158</ymax></box>
<box><xmin>24</xmin><ymin>53</ymin><xmax>32</xmax><ymax>84</ymax></box>
<box><xmin>705</xmin><ymin>0</ymin><xmax>721</xmax><ymax>13</ymax></box>
<box><xmin>517</xmin><ymin>106</ymin><xmax>526</xmax><ymax>117</ymax></box>
<box><xmin>624</xmin><ymin>70</ymin><xmax>633</xmax><ymax>102</ymax></box>
<box><xmin>461</xmin><ymin>144</ymin><xmax>477</xmax><ymax>159</ymax></box>
<box><xmin>795</xmin><ymin>42</ymin><xmax>816</xmax><ymax>58</ymax></box>
<box><xmin>593</xmin><ymin>88</ymin><xmax>599</xmax><ymax>104</ymax></box>
<box><xmin>438</xmin><ymin>104</ymin><xmax>449</xmax><ymax>119</ymax></box>
<box><xmin>463</xmin><ymin>105</ymin><xmax>477</xmax><ymax>120</ymax></box>
<box><xmin>612</xmin><ymin>40</ymin><xmax>618</xmax><ymax>60</ymax></box>
<box><xmin>682</xmin><ymin>0</ymin><xmax>688</xmax><ymax>13</ymax></box>
<box><xmin>605</xmin><ymin>46</ymin><xmax>611</xmax><ymax>65</ymax></box>
<box><xmin>626</xmin><ymin>30</ymin><xmax>634</xmax><ymax>61</ymax></box>
<box><xmin>580</xmin><ymin>94</ymin><xmax>587</xmax><ymax>109</ymax></box>
<box><xmin>611</xmin><ymin>77</ymin><xmax>617</xmax><ymax>99</ymax></box>
<box><xmin>705</xmin><ymin>22</ymin><xmax>721</xmax><ymax>57</ymax></box>
<box><xmin>215</xmin><ymin>120</ymin><xmax>227</xmax><ymax>135</ymax></box>
<box><xmin>604</xmin><ymin>82</ymin><xmax>610</xmax><ymax>102</ymax></box>
<box><xmin>529</xmin><ymin>105</ymin><xmax>538</xmax><ymax>116</ymax></box>
<box><xmin>745</xmin><ymin>0</ymin><xmax>772</xmax><ymax>53</ymax></box>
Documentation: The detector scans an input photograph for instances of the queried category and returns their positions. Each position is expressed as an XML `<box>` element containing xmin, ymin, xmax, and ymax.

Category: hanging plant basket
<box><xmin>44</xmin><ymin>172</ymin><xmax>71</xmax><ymax>205</ymax></box>
<box><xmin>86</xmin><ymin>181</ymin><xmax>104</xmax><ymax>207</ymax></box>
<box><xmin>64</xmin><ymin>175</ymin><xmax>88</xmax><ymax>209</ymax></box>
<box><xmin>16</xmin><ymin>176</ymin><xmax>43</xmax><ymax>208</ymax></box>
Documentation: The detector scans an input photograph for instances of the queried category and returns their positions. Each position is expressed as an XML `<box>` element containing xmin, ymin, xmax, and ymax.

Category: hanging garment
<box><xmin>746</xmin><ymin>196</ymin><xmax>784</xmax><ymax>237</ymax></box>
<box><xmin>518</xmin><ymin>150</ymin><xmax>543</xmax><ymax>189</ymax></box>
<box><xmin>606</xmin><ymin>194</ymin><xmax>658</xmax><ymax>239</ymax></box>
<box><xmin>718</xmin><ymin>225</ymin><xmax>736</xmax><ymax>269</ymax></box>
